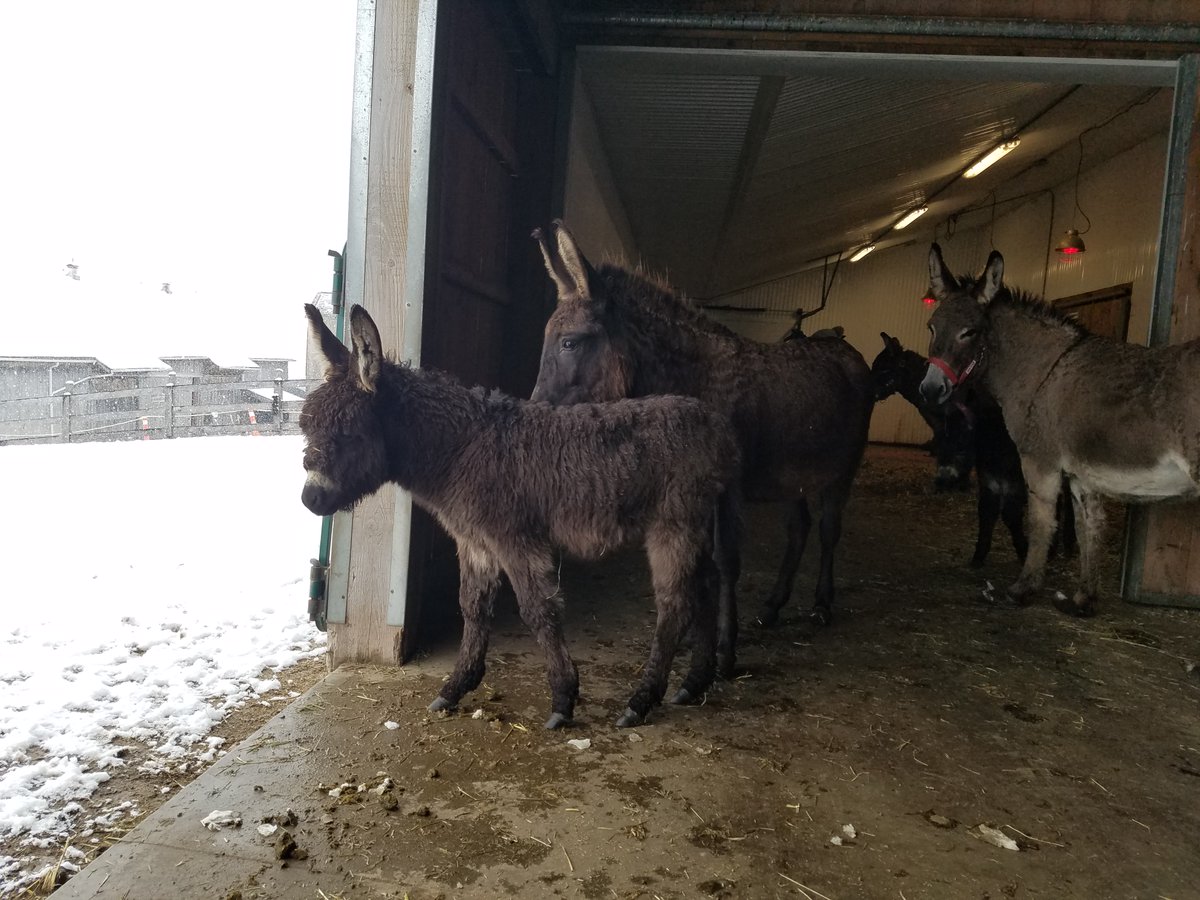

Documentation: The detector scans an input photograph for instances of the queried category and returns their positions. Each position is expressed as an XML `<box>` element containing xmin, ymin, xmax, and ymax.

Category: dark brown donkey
<box><xmin>921</xmin><ymin>243</ymin><xmax>1200</xmax><ymax>616</ymax></box>
<box><xmin>299</xmin><ymin>305</ymin><xmax>739</xmax><ymax>728</ymax></box>
<box><xmin>530</xmin><ymin>221</ymin><xmax>875</xmax><ymax>675</ymax></box>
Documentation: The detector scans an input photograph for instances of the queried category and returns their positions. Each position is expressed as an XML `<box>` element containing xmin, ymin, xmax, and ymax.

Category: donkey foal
<box><xmin>300</xmin><ymin>304</ymin><xmax>739</xmax><ymax>728</ymax></box>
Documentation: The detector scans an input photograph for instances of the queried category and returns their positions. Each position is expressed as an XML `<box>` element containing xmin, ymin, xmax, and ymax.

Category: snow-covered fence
<box><xmin>0</xmin><ymin>378</ymin><xmax>315</xmax><ymax>444</ymax></box>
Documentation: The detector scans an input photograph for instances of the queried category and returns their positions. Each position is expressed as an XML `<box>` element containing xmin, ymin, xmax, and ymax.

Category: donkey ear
<box><xmin>928</xmin><ymin>242</ymin><xmax>958</xmax><ymax>301</ymax></box>
<box><xmin>535</xmin><ymin>220</ymin><xmax>595</xmax><ymax>303</ymax></box>
<box><xmin>978</xmin><ymin>250</ymin><xmax>1005</xmax><ymax>306</ymax></box>
<box><xmin>348</xmin><ymin>305</ymin><xmax>384</xmax><ymax>393</ymax></box>
<box><xmin>305</xmin><ymin>304</ymin><xmax>350</xmax><ymax>379</ymax></box>
<box><xmin>880</xmin><ymin>331</ymin><xmax>896</xmax><ymax>348</ymax></box>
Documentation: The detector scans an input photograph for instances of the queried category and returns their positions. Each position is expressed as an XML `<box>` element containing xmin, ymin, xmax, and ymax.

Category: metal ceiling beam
<box><xmin>564</xmin><ymin>12</ymin><xmax>1200</xmax><ymax>46</ymax></box>
<box><xmin>576</xmin><ymin>46</ymin><xmax>1177</xmax><ymax>87</ymax></box>
<box><xmin>703</xmin><ymin>75</ymin><xmax>784</xmax><ymax>291</ymax></box>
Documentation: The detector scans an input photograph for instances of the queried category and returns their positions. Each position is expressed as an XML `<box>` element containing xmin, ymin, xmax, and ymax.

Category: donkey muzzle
<box><xmin>919</xmin><ymin>366</ymin><xmax>953</xmax><ymax>407</ymax></box>
<box><xmin>301</xmin><ymin>474</ymin><xmax>340</xmax><ymax>516</ymax></box>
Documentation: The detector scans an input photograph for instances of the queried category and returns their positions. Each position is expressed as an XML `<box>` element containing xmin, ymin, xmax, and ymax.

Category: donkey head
<box><xmin>919</xmin><ymin>243</ymin><xmax>1003</xmax><ymax>406</ymax></box>
<box><xmin>529</xmin><ymin>220</ymin><xmax>632</xmax><ymax>404</ymax></box>
<box><xmin>299</xmin><ymin>304</ymin><xmax>390</xmax><ymax>516</ymax></box>
<box><xmin>869</xmin><ymin>332</ymin><xmax>908</xmax><ymax>401</ymax></box>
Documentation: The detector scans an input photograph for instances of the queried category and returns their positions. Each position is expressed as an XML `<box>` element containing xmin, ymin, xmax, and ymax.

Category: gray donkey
<box><xmin>920</xmin><ymin>244</ymin><xmax>1200</xmax><ymax>616</ymax></box>
<box><xmin>299</xmin><ymin>304</ymin><xmax>740</xmax><ymax>728</ymax></box>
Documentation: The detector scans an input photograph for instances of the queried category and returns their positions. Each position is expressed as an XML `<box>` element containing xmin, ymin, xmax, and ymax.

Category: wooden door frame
<box><xmin>1122</xmin><ymin>54</ymin><xmax>1200</xmax><ymax>609</ymax></box>
<box><xmin>327</xmin><ymin>4</ymin><xmax>1200</xmax><ymax>666</ymax></box>
<box><xmin>324</xmin><ymin>0</ymin><xmax>439</xmax><ymax>668</ymax></box>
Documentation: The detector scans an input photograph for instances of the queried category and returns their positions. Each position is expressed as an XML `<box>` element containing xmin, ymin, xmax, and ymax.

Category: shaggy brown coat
<box><xmin>300</xmin><ymin>304</ymin><xmax>740</xmax><ymax>728</ymax></box>
<box><xmin>529</xmin><ymin>221</ymin><xmax>874</xmax><ymax>673</ymax></box>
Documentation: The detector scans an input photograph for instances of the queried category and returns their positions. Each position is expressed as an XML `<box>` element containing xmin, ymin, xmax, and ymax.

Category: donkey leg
<box><xmin>1007</xmin><ymin>467</ymin><xmax>1061</xmax><ymax>605</ymax></box>
<box><xmin>671</xmin><ymin>550</ymin><xmax>719</xmax><ymax>707</ymax></box>
<box><xmin>1053</xmin><ymin>481</ymin><xmax>1105</xmax><ymax>617</ymax></box>
<box><xmin>808</xmin><ymin>481</ymin><xmax>852</xmax><ymax>632</ymax></box>
<box><xmin>620</xmin><ymin>532</ymin><xmax>701</xmax><ymax>727</ymax></box>
<box><xmin>430</xmin><ymin>547</ymin><xmax>501</xmax><ymax>712</ymax></box>
<box><xmin>1050</xmin><ymin>480</ymin><xmax>1079</xmax><ymax>559</ymax></box>
<box><xmin>970</xmin><ymin>487</ymin><xmax>1001</xmax><ymax>568</ymax></box>
<box><xmin>758</xmin><ymin>500</ymin><xmax>811</xmax><ymax>628</ymax></box>
<box><xmin>506</xmin><ymin>555</ymin><xmax>579</xmax><ymax>730</ymax></box>
<box><xmin>713</xmin><ymin>491</ymin><xmax>742</xmax><ymax>678</ymax></box>
<box><xmin>1001</xmin><ymin>491</ymin><xmax>1029</xmax><ymax>563</ymax></box>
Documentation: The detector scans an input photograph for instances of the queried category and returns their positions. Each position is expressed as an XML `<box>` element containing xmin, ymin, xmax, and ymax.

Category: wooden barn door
<box><xmin>402</xmin><ymin>0</ymin><xmax>561</xmax><ymax>656</ymax></box>
<box><xmin>1053</xmin><ymin>284</ymin><xmax>1132</xmax><ymax>341</ymax></box>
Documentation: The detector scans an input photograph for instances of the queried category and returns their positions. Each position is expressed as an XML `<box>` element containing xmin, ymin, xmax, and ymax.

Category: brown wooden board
<box><xmin>403</xmin><ymin>0</ymin><xmax>561</xmax><ymax>659</ymax></box>
<box><xmin>1053</xmin><ymin>283</ymin><xmax>1132</xmax><ymax>341</ymax></box>
<box><xmin>1132</xmin><ymin>62</ymin><xmax>1200</xmax><ymax>607</ymax></box>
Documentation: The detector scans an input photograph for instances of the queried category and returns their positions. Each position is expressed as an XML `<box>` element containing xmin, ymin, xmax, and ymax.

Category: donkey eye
<box><xmin>959</xmin><ymin>328</ymin><xmax>978</xmax><ymax>340</ymax></box>
<box><xmin>561</xmin><ymin>338</ymin><xmax>579</xmax><ymax>352</ymax></box>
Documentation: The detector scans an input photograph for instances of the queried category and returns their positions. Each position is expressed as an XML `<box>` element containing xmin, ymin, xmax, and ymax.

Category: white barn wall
<box><xmin>563</xmin><ymin>70</ymin><xmax>640</xmax><ymax>265</ymax></box>
<box><xmin>709</xmin><ymin>132</ymin><xmax>1168</xmax><ymax>444</ymax></box>
<box><xmin>709</xmin><ymin>232</ymin><xmax>989</xmax><ymax>445</ymax></box>
<box><xmin>986</xmin><ymin>133</ymin><xmax>1167</xmax><ymax>344</ymax></box>
<box><xmin>559</xmin><ymin>73</ymin><xmax>1168</xmax><ymax>447</ymax></box>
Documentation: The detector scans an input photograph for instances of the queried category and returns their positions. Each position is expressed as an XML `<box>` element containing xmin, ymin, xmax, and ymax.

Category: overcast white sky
<box><xmin>0</xmin><ymin>1</ymin><xmax>357</xmax><ymax>370</ymax></box>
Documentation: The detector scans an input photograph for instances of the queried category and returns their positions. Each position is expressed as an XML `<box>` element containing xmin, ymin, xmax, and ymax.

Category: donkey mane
<box><xmin>996</xmin><ymin>285</ymin><xmax>1089</xmax><ymax>339</ymax></box>
<box><xmin>596</xmin><ymin>263</ymin><xmax>740</xmax><ymax>341</ymax></box>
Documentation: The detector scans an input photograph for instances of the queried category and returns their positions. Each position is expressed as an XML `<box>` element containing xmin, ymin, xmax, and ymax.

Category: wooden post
<box><xmin>62</xmin><ymin>393</ymin><xmax>72</xmax><ymax>443</ymax></box>
<box><xmin>164</xmin><ymin>381</ymin><xmax>176</xmax><ymax>439</ymax></box>
<box><xmin>273</xmin><ymin>376</ymin><xmax>284</xmax><ymax>435</ymax></box>
<box><xmin>1124</xmin><ymin>54</ymin><xmax>1200</xmax><ymax>607</ymax></box>
<box><xmin>326</xmin><ymin>0</ymin><xmax>437</xmax><ymax>668</ymax></box>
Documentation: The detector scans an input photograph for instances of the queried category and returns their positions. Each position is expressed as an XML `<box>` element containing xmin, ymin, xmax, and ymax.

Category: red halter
<box><xmin>927</xmin><ymin>354</ymin><xmax>979</xmax><ymax>386</ymax></box>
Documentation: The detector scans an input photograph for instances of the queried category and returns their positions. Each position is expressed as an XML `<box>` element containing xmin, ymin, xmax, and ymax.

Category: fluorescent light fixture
<box><xmin>849</xmin><ymin>244</ymin><xmax>876</xmax><ymax>262</ymax></box>
<box><xmin>893</xmin><ymin>206</ymin><xmax>929</xmax><ymax>230</ymax></box>
<box><xmin>963</xmin><ymin>138</ymin><xmax>1021</xmax><ymax>178</ymax></box>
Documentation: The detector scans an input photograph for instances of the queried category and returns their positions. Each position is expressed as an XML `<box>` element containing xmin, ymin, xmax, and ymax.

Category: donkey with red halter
<box><xmin>529</xmin><ymin>221</ymin><xmax>875</xmax><ymax>675</ymax></box>
<box><xmin>300</xmin><ymin>304</ymin><xmax>740</xmax><ymax>728</ymax></box>
<box><xmin>920</xmin><ymin>243</ymin><xmax>1200</xmax><ymax>615</ymax></box>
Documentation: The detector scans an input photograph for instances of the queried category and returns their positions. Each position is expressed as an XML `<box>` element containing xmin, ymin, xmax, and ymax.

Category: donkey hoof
<box><xmin>1053</xmin><ymin>592</ymin><xmax>1098</xmax><ymax>618</ymax></box>
<box><xmin>756</xmin><ymin>609</ymin><xmax>780</xmax><ymax>628</ymax></box>
<box><xmin>1004</xmin><ymin>583</ymin><xmax>1037</xmax><ymax>608</ymax></box>
<box><xmin>543</xmin><ymin>712</ymin><xmax>573</xmax><ymax>730</ymax></box>
<box><xmin>615</xmin><ymin>707</ymin><xmax>645</xmax><ymax>728</ymax></box>
<box><xmin>810</xmin><ymin>607</ymin><xmax>833</xmax><ymax>627</ymax></box>
<box><xmin>428</xmin><ymin>696</ymin><xmax>454</xmax><ymax>713</ymax></box>
<box><xmin>669</xmin><ymin>687</ymin><xmax>694</xmax><ymax>706</ymax></box>
<box><xmin>795</xmin><ymin>610</ymin><xmax>830</xmax><ymax>640</ymax></box>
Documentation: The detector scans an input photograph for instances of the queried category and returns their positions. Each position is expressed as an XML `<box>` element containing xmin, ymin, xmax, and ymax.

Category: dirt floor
<box><xmin>48</xmin><ymin>445</ymin><xmax>1200</xmax><ymax>900</ymax></box>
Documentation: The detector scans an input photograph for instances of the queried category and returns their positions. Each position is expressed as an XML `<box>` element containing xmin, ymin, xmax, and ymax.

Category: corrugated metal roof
<box><xmin>576</xmin><ymin>47</ymin><xmax>1172</xmax><ymax>299</ymax></box>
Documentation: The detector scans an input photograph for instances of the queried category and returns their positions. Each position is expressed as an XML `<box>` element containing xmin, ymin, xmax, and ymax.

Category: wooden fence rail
<box><xmin>0</xmin><ymin>378</ymin><xmax>317</xmax><ymax>445</ymax></box>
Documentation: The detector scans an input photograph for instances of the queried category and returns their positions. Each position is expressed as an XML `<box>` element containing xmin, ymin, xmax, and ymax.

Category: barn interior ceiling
<box><xmin>575</xmin><ymin>47</ymin><xmax>1176</xmax><ymax>300</ymax></box>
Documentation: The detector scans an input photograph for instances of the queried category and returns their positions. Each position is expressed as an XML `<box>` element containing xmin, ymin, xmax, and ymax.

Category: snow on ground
<box><xmin>0</xmin><ymin>436</ymin><xmax>325</xmax><ymax>886</ymax></box>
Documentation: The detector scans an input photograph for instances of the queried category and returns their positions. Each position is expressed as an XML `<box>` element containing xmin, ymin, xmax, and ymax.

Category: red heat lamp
<box><xmin>921</xmin><ymin>294</ymin><xmax>936</xmax><ymax>305</ymax></box>
<box><xmin>1055</xmin><ymin>229</ymin><xmax>1086</xmax><ymax>256</ymax></box>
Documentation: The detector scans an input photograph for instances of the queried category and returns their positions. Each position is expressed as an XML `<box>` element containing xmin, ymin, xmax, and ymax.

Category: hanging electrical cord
<box><xmin>1070</xmin><ymin>87</ymin><xmax>1160</xmax><ymax>238</ymax></box>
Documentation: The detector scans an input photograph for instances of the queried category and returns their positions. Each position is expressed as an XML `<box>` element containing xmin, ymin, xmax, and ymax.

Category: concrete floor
<box><xmin>52</xmin><ymin>447</ymin><xmax>1200</xmax><ymax>900</ymax></box>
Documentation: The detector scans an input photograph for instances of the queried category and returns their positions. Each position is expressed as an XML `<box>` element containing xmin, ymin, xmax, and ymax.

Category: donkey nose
<box><xmin>301</xmin><ymin>482</ymin><xmax>331</xmax><ymax>515</ymax></box>
<box><xmin>919</xmin><ymin>368</ymin><xmax>952</xmax><ymax>406</ymax></box>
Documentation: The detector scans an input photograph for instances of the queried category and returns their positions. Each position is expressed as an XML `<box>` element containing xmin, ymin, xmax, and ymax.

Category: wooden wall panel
<box><xmin>403</xmin><ymin>0</ymin><xmax>562</xmax><ymax>654</ymax></box>
<box><xmin>328</xmin><ymin>0</ymin><xmax>432</xmax><ymax>667</ymax></box>
<box><xmin>1137</xmin><ymin>63</ymin><xmax>1200</xmax><ymax>603</ymax></box>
